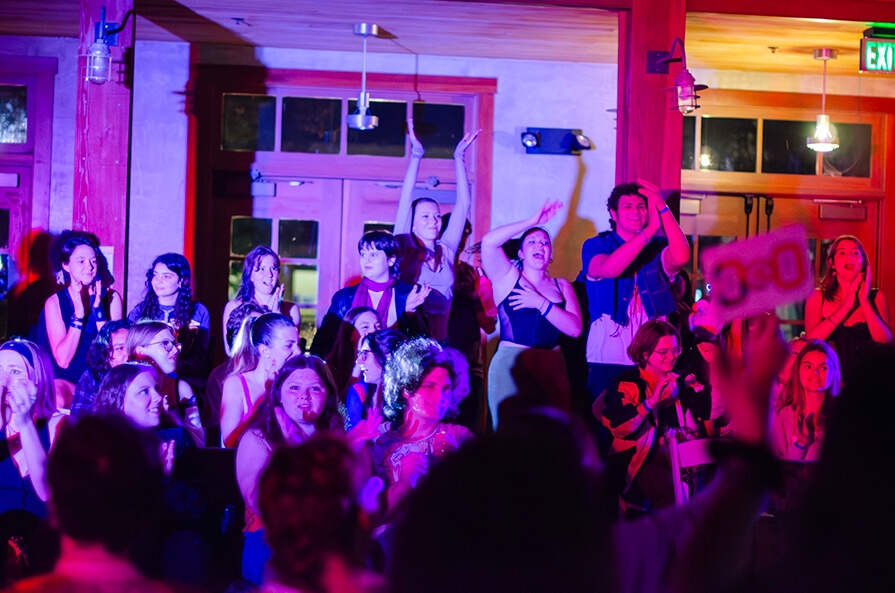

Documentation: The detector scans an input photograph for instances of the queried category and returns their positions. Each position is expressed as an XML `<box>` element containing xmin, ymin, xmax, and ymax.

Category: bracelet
<box><xmin>542</xmin><ymin>301</ymin><xmax>554</xmax><ymax>317</ymax></box>
<box><xmin>658</xmin><ymin>206</ymin><xmax>670</xmax><ymax>214</ymax></box>
<box><xmin>792</xmin><ymin>440</ymin><xmax>808</xmax><ymax>450</ymax></box>
<box><xmin>71</xmin><ymin>314</ymin><xmax>85</xmax><ymax>325</ymax></box>
<box><xmin>635</xmin><ymin>230</ymin><xmax>649</xmax><ymax>246</ymax></box>
<box><xmin>70</xmin><ymin>321</ymin><xmax>83</xmax><ymax>330</ymax></box>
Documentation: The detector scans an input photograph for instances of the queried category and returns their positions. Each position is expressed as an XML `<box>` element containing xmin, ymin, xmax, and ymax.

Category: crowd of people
<box><xmin>0</xmin><ymin>122</ymin><xmax>892</xmax><ymax>592</ymax></box>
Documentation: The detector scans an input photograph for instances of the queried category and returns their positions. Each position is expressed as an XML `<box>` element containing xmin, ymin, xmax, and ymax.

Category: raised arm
<box><xmin>482</xmin><ymin>200</ymin><xmax>563</xmax><ymax>290</ymax></box>
<box><xmin>638</xmin><ymin>179</ymin><xmax>690</xmax><ymax>276</ymax></box>
<box><xmin>439</xmin><ymin>130</ymin><xmax>481</xmax><ymax>253</ymax></box>
<box><xmin>7</xmin><ymin>379</ymin><xmax>51</xmax><ymax>501</ymax></box>
<box><xmin>395</xmin><ymin>119</ymin><xmax>425</xmax><ymax>235</ymax></box>
<box><xmin>586</xmin><ymin>202</ymin><xmax>661</xmax><ymax>280</ymax></box>
<box><xmin>44</xmin><ymin>292</ymin><xmax>83</xmax><ymax>370</ymax></box>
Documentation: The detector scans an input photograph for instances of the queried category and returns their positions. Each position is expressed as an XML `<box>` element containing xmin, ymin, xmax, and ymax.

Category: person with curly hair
<box><xmin>364</xmin><ymin>338</ymin><xmax>472</xmax><ymax>529</ymax></box>
<box><xmin>257</xmin><ymin>434</ymin><xmax>384</xmax><ymax>593</ymax></box>
<box><xmin>222</xmin><ymin>246</ymin><xmax>301</xmax><ymax>356</ymax></box>
<box><xmin>127</xmin><ymin>253</ymin><xmax>211</xmax><ymax>388</ymax></box>
<box><xmin>70</xmin><ymin>319</ymin><xmax>130</xmax><ymax>417</ymax></box>
<box><xmin>235</xmin><ymin>354</ymin><xmax>344</xmax><ymax>585</ymax></box>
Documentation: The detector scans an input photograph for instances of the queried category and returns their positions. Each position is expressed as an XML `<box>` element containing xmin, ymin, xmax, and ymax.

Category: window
<box><xmin>222</xmin><ymin>94</ymin><xmax>276</xmax><ymax>152</ymax></box>
<box><xmin>0</xmin><ymin>85</ymin><xmax>26</xmax><ymax>145</ymax></box>
<box><xmin>281</xmin><ymin>97</ymin><xmax>341</xmax><ymax>154</ymax></box>
<box><xmin>346</xmin><ymin>99</ymin><xmax>408</xmax><ymax>156</ymax></box>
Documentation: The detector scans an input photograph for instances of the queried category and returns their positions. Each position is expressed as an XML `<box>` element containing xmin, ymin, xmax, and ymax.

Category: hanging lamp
<box><xmin>807</xmin><ymin>48</ymin><xmax>840</xmax><ymax>153</ymax></box>
<box><xmin>347</xmin><ymin>23</ymin><xmax>380</xmax><ymax>131</ymax></box>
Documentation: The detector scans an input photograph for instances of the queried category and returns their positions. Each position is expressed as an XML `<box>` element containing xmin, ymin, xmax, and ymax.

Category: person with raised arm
<box><xmin>481</xmin><ymin>200</ymin><xmax>582</xmax><ymax>428</ymax></box>
<box><xmin>580</xmin><ymin>180</ymin><xmax>691</xmax><ymax>401</ymax></box>
<box><xmin>393</xmin><ymin>120</ymin><xmax>480</xmax><ymax>342</ymax></box>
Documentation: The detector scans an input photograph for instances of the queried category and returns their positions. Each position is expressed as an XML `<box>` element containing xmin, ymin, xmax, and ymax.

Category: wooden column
<box><xmin>74</xmin><ymin>0</ymin><xmax>134</xmax><ymax>298</ymax></box>
<box><xmin>615</xmin><ymin>0</ymin><xmax>686</xmax><ymax>190</ymax></box>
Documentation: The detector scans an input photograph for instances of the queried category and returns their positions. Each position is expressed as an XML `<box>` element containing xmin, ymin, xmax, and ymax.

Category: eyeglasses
<box><xmin>653</xmin><ymin>347</ymin><xmax>683</xmax><ymax>358</ymax></box>
<box><xmin>147</xmin><ymin>340</ymin><xmax>181</xmax><ymax>353</ymax></box>
<box><xmin>356</xmin><ymin>350</ymin><xmax>372</xmax><ymax>362</ymax></box>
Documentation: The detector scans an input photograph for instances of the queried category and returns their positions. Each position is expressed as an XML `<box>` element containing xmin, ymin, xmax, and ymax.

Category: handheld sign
<box><xmin>701</xmin><ymin>225</ymin><xmax>813</xmax><ymax>325</ymax></box>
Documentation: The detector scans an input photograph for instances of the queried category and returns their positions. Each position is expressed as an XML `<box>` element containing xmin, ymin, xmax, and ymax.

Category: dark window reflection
<box><xmin>682</xmin><ymin>116</ymin><xmax>696</xmax><ymax>170</ymax></box>
<box><xmin>0</xmin><ymin>209</ymin><xmax>9</xmax><ymax>249</ymax></box>
<box><xmin>278</xmin><ymin>220</ymin><xmax>319</xmax><ymax>258</ymax></box>
<box><xmin>0</xmin><ymin>85</ymin><xmax>27</xmax><ymax>144</ymax></box>
<box><xmin>823</xmin><ymin>123</ymin><xmax>871</xmax><ymax>178</ymax></box>
<box><xmin>762</xmin><ymin>120</ymin><xmax>816</xmax><ymax>175</ymax></box>
<box><xmin>222</xmin><ymin>94</ymin><xmax>276</xmax><ymax>152</ymax></box>
<box><xmin>411</xmin><ymin>102</ymin><xmax>465</xmax><ymax>159</ymax></box>
<box><xmin>347</xmin><ymin>99</ymin><xmax>407</xmax><ymax>156</ymax></box>
<box><xmin>363</xmin><ymin>222</ymin><xmax>395</xmax><ymax>234</ymax></box>
<box><xmin>281</xmin><ymin>97</ymin><xmax>341</xmax><ymax>154</ymax></box>
<box><xmin>230</xmin><ymin>217</ymin><xmax>272</xmax><ymax>256</ymax></box>
<box><xmin>700</xmin><ymin>117</ymin><xmax>757</xmax><ymax>172</ymax></box>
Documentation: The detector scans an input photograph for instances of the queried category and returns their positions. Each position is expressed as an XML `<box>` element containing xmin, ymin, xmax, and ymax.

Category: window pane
<box><xmin>228</xmin><ymin>259</ymin><xmax>243</xmax><ymax>301</ymax></box>
<box><xmin>363</xmin><ymin>222</ymin><xmax>395</xmax><ymax>234</ymax></box>
<box><xmin>682</xmin><ymin>116</ymin><xmax>696</xmax><ymax>170</ymax></box>
<box><xmin>823</xmin><ymin>123</ymin><xmax>872</xmax><ymax>178</ymax></box>
<box><xmin>278</xmin><ymin>220</ymin><xmax>319</xmax><ymax>259</ymax></box>
<box><xmin>347</xmin><ymin>100</ymin><xmax>407</xmax><ymax>156</ymax></box>
<box><xmin>230</xmin><ymin>216</ymin><xmax>272</xmax><ymax>257</ymax></box>
<box><xmin>411</xmin><ymin>102</ymin><xmax>465</xmax><ymax>159</ymax></box>
<box><xmin>761</xmin><ymin>120</ymin><xmax>816</xmax><ymax>175</ymax></box>
<box><xmin>0</xmin><ymin>85</ymin><xmax>27</xmax><ymax>144</ymax></box>
<box><xmin>0</xmin><ymin>254</ymin><xmax>8</xmax><ymax>301</ymax></box>
<box><xmin>700</xmin><ymin>117</ymin><xmax>757</xmax><ymax>172</ymax></box>
<box><xmin>0</xmin><ymin>209</ymin><xmax>8</xmax><ymax>249</ymax></box>
<box><xmin>281</xmin><ymin>97</ymin><xmax>341</xmax><ymax>154</ymax></box>
<box><xmin>281</xmin><ymin>264</ymin><xmax>318</xmax><ymax>347</ymax></box>
<box><xmin>222</xmin><ymin>94</ymin><xmax>276</xmax><ymax>152</ymax></box>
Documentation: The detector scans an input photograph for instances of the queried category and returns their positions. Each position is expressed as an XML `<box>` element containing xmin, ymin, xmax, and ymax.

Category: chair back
<box><xmin>667</xmin><ymin>429</ymin><xmax>717</xmax><ymax>505</ymax></box>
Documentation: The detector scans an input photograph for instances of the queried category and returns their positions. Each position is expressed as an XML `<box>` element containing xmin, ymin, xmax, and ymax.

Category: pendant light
<box><xmin>807</xmin><ymin>48</ymin><xmax>840</xmax><ymax>153</ymax></box>
<box><xmin>347</xmin><ymin>23</ymin><xmax>380</xmax><ymax>131</ymax></box>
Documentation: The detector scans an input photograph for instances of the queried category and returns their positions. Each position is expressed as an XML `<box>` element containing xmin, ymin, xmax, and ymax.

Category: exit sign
<box><xmin>861</xmin><ymin>37</ymin><xmax>895</xmax><ymax>73</ymax></box>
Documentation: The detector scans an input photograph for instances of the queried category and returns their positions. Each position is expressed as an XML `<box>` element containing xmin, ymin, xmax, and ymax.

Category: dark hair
<box><xmin>776</xmin><ymin>339</ymin><xmax>841</xmax><ymax>415</ymax></box>
<box><xmin>85</xmin><ymin>319</ymin><xmax>131</xmax><ymax>379</ymax></box>
<box><xmin>57</xmin><ymin>235</ymin><xmax>97</xmax><ymax>285</ymax></box>
<box><xmin>94</xmin><ymin>362</ymin><xmax>159</xmax><ymax>413</ymax></box>
<box><xmin>627</xmin><ymin>320</ymin><xmax>681</xmax><ymax>368</ymax></box>
<box><xmin>258</xmin><ymin>434</ymin><xmax>363</xmax><ymax>591</ymax></box>
<box><xmin>226</xmin><ymin>302</ymin><xmax>267</xmax><ymax>352</ymax></box>
<box><xmin>256</xmin><ymin>355</ymin><xmax>343</xmax><ymax>447</ymax></box>
<box><xmin>47</xmin><ymin>414</ymin><xmax>164</xmax><ymax>554</ymax></box>
<box><xmin>389</xmin><ymin>413</ymin><xmax>613</xmax><ymax>593</ymax></box>
<box><xmin>360</xmin><ymin>329</ymin><xmax>408</xmax><ymax>372</ymax></box>
<box><xmin>357</xmin><ymin>230</ymin><xmax>401</xmax><ymax>278</ymax></box>
<box><xmin>236</xmin><ymin>246</ymin><xmax>281</xmax><ymax>303</ymax></box>
<box><xmin>0</xmin><ymin>339</ymin><xmax>57</xmax><ymax>422</ymax></box>
<box><xmin>383</xmin><ymin>337</ymin><xmax>469</xmax><ymax>431</ymax></box>
<box><xmin>130</xmin><ymin>253</ymin><xmax>195</xmax><ymax>330</ymax></box>
<box><xmin>229</xmin><ymin>312</ymin><xmax>296</xmax><ymax>376</ymax></box>
<box><xmin>345</xmin><ymin>306</ymin><xmax>380</xmax><ymax>328</ymax></box>
<box><xmin>820</xmin><ymin>235</ymin><xmax>870</xmax><ymax>301</ymax></box>
<box><xmin>606</xmin><ymin>182</ymin><xmax>647</xmax><ymax>231</ymax></box>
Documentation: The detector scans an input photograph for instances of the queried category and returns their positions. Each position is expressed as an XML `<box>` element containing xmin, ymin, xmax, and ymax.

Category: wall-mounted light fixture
<box><xmin>807</xmin><ymin>48</ymin><xmax>840</xmax><ymax>153</ymax></box>
<box><xmin>520</xmin><ymin>128</ymin><xmax>593</xmax><ymax>155</ymax></box>
<box><xmin>81</xmin><ymin>7</ymin><xmax>132</xmax><ymax>84</ymax></box>
<box><xmin>347</xmin><ymin>23</ymin><xmax>380</xmax><ymax>131</ymax></box>
<box><xmin>646</xmin><ymin>38</ymin><xmax>707</xmax><ymax>114</ymax></box>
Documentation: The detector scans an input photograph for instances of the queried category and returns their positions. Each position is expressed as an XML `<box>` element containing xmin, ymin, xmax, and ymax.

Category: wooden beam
<box><xmin>74</xmin><ymin>0</ymin><xmax>134</xmax><ymax>299</ymax></box>
<box><xmin>687</xmin><ymin>0</ymin><xmax>895</xmax><ymax>24</ymax></box>
<box><xmin>616</xmin><ymin>0</ymin><xmax>687</xmax><ymax>190</ymax></box>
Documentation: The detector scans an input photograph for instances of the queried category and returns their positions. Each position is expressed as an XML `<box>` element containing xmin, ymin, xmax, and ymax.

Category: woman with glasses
<box><xmin>345</xmin><ymin>329</ymin><xmax>407</xmax><ymax>433</ymax></box>
<box><xmin>596</xmin><ymin>319</ymin><xmax>711</xmax><ymax>516</ymax></box>
<box><xmin>127</xmin><ymin>321</ymin><xmax>204</xmax><ymax>446</ymax></box>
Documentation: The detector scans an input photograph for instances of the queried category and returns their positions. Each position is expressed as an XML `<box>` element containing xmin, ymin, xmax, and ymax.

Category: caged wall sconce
<box><xmin>646</xmin><ymin>37</ymin><xmax>708</xmax><ymax>114</ymax></box>
<box><xmin>82</xmin><ymin>6</ymin><xmax>132</xmax><ymax>84</ymax></box>
<box><xmin>346</xmin><ymin>23</ymin><xmax>380</xmax><ymax>131</ymax></box>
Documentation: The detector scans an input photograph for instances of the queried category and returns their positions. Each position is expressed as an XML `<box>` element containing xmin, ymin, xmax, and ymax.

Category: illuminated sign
<box><xmin>861</xmin><ymin>37</ymin><xmax>895</xmax><ymax>73</ymax></box>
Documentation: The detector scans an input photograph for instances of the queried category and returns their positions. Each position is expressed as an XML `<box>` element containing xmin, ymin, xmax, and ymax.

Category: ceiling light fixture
<box><xmin>647</xmin><ymin>37</ymin><xmax>708</xmax><ymax>114</ymax></box>
<box><xmin>807</xmin><ymin>48</ymin><xmax>840</xmax><ymax>153</ymax></box>
<box><xmin>347</xmin><ymin>23</ymin><xmax>380</xmax><ymax>131</ymax></box>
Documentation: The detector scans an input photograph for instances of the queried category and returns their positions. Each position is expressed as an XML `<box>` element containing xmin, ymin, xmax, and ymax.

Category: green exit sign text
<box><xmin>861</xmin><ymin>38</ymin><xmax>895</xmax><ymax>73</ymax></box>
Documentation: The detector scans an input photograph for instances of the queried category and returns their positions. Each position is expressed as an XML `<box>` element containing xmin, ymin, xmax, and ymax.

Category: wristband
<box><xmin>792</xmin><ymin>439</ymin><xmax>808</xmax><ymax>450</ymax></box>
<box><xmin>635</xmin><ymin>230</ymin><xmax>649</xmax><ymax>246</ymax></box>
<box><xmin>542</xmin><ymin>301</ymin><xmax>554</xmax><ymax>317</ymax></box>
<box><xmin>71</xmin><ymin>314</ymin><xmax>85</xmax><ymax>325</ymax></box>
<box><xmin>658</xmin><ymin>206</ymin><xmax>670</xmax><ymax>214</ymax></box>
